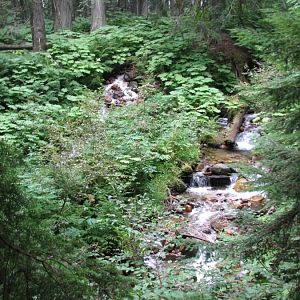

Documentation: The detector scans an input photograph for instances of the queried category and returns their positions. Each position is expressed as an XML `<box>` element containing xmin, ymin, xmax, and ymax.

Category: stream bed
<box><xmin>101</xmin><ymin>74</ymin><xmax>265</xmax><ymax>285</ymax></box>
<box><xmin>144</xmin><ymin>113</ymin><xmax>265</xmax><ymax>283</ymax></box>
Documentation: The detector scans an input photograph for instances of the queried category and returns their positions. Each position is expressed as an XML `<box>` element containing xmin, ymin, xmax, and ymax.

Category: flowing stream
<box><xmin>235</xmin><ymin>113</ymin><xmax>260</xmax><ymax>151</ymax></box>
<box><xmin>189</xmin><ymin>113</ymin><xmax>263</xmax><ymax>281</ymax></box>
<box><xmin>104</xmin><ymin>74</ymin><xmax>139</xmax><ymax>107</ymax></box>
<box><xmin>99</xmin><ymin>73</ymin><xmax>139</xmax><ymax>121</ymax></box>
<box><xmin>145</xmin><ymin>113</ymin><xmax>264</xmax><ymax>283</ymax></box>
<box><xmin>101</xmin><ymin>75</ymin><xmax>263</xmax><ymax>284</ymax></box>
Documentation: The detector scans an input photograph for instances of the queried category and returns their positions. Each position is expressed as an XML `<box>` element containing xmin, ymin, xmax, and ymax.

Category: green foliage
<box><xmin>0</xmin><ymin>52</ymin><xmax>83</xmax><ymax>107</ymax></box>
<box><xmin>0</xmin><ymin>13</ymin><xmax>239</xmax><ymax>300</ymax></box>
<box><xmin>0</xmin><ymin>141</ymin><xmax>130</xmax><ymax>299</ymax></box>
<box><xmin>72</xmin><ymin>17</ymin><xmax>91</xmax><ymax>33</ymax></box>
<box><xmin>0</xmin><ymin>24</ymin><xmax>31</xmax><ymax>44</ymax></box>
<box><xmin>225</xmin><ymin>5</ymin><xmax>300</xmax><ymax>300</ymax></box>
<box><xmin>231</xmin><ymin>6</ymin><xmax>300</xmax><ymax>70</ymax></box>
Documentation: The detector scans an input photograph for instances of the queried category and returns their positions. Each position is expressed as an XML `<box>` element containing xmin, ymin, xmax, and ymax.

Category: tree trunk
<box><xmin>131</xmin><ymin>0</ymin><xmax>137</xmax><ymax>15</ymax></box>
<box><xmin>117</xmin><ymin>0</ymin><xmax>127</xmax><ymax>10</ymax></box>
<box><xmin>53</xmin><ymin>0</ymin><xmax>74</xmax><ymax>31</ymax></box>
<box><xmin>31</xmin><ymin>0</ymin><xmax>47</xmax><ymax>51</ymax></box>
<box><xmin>91</xmin><ymin>0</ymin><xmax>106</xmax><ymax>31</ymax></box>
<box><xmin>142</xmin><ymin>0</ymin><xmax>148</xmax><ymax>16</ymax></box>
<box><xmin>137</xmin><ymin>0</ymin><xmax>148</xmax><ymax>16</ymax></box>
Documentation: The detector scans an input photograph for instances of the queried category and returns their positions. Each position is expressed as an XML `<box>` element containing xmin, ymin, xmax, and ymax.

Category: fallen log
<box><xmin>226</xmin><ymin>111</ymin><xmax>244</xmax><ymax>143</ymax></box>
<box><xmin>214</xmin><ymin>111</ymin><xmax>245</xmax><ymax>148</ymax></box>
<box><xmin>0</xmin><ymin>43</ymin><xmax>33</xmax><ymax>50</ymax></box>
<box><xmin>182</xmin><ymin>227</ymin><xmax>217</xmax><ymax>243</ymax></box>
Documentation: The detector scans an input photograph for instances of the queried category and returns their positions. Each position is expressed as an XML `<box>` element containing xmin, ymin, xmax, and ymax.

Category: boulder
<box><xmin>250</xmin><ymin>195</ymin><xmax>265</xmax><ymax>208</ymax></box>
<box><xmin>233</xmin><ymin>178</ymin><xmax>250</xmax><ymax>192</ymax></box>
<box><xmin>128</xmin><ymin>81</ymin><xmax>138</xmax><ymax>91</ymax></box>
<box><xmin>211</xmin><ymin>163</ymin><xmax>235</xmax><ymax>175</ymax></box>
<box><xmin>195</xmin><ymin>162</ymin><xmax>205</xmax><ymax>172</ymax></box>
<box><xmin>209</xmin><ymin>175</ymin><xmax>231</xmax><ymax>187</ymax></box>
<box><xmin>171</xmin><ymin>181</ymin><xmax>187</xmax><ymax>194</ymax></box>
<box><xmin>184</xmin><ymin>204</ymin><xmax>193</xmax><ymax>213</ymax></box>
<box><xmin>113</xmin><ymin>91</ymin><xmax>125</xmax><ymax>98</ymax></box>
<box><xmin>211</xmin><ymin>218</ymin><xmax>229</xmax><ymax>232</ymax></box>
<box><xmin>225</xmin><ymin>229</ymin><xmax>235</xmax><ymax>236</ymax></box>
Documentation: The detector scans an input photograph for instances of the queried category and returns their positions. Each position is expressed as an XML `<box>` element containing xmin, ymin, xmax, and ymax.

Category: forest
<box><xmin>0</xmin><ymin>0</ymin><xmax>299</xmax><ymax>299</ymax></box>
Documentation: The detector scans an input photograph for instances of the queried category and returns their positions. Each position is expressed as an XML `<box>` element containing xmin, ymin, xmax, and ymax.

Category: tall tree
<box><xmin>31</xmin><ymin>0</ymin><xmax>46</xmax><ymax>51</ymax></box>
<box><xmin>91</xmin><ymin>0</ymin><xmax>106</xmax><ymax>31</ymax></box>
<box><xmin>137</xmin><ymin>0</ymin><xmax>148</xmax><ymax>16</ymax></box>
<box><xmin>53</xmin><ymin>0</ymin><xmax>74</xmax><ymax>31</ymax></box>
<box><xmin>117</xmin><ymin>0</ymin><xmax>128</xmax><ymax>10</ymax></box>
<box><xmin>11</xmin><ymin>0</ymin><xmax>23</xmax><ymax>8</ymax></box>
<box><xmin>11</xmin><ymin>0</ymin><xmax>30</xmax><ymax>21</ymax></box>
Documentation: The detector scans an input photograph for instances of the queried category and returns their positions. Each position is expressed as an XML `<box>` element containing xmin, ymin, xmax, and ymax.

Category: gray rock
<box><xmin>209</xmin><ymin>175</ymin><xmax>231</xmax><ymax>187</ymax></box>
<box><xmin>211</xmin><ymin>163</ymin><xmax>235</xmax><ymax>175</ymax></box>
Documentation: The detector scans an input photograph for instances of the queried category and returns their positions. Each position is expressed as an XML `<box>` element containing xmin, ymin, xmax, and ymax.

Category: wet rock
<box><xmin>211</xmin><ymin>163</ymin><xmax>235</xmax><ymax>175</ymax></box>
<box><xmin>206</xmin><ymin>142</ymin><xmax>221</xmax><ymax>149</ymax></box>
<box><xmin>225</xmin><ymin>228</ymin><xmax>235</xmax><ymax>236</ymax></box>
<box><xmin>250</xmin><ymin>195</ymin><xmax>265</xmax><ymax>208</ymax></box>
<box><xmin>171</xmin><ymin>181</ymin><xmax>188</xmax><ymax>194</ymax></box>
<box><xmin>211</xmin><ymin>218</ymin><xmax>229</xmax><ymax>232</ymax></box>
<box><xmin>224</xmin><ymin>140</ymin><xmax>237</xmax><ymax>149</ymax></box>
<box><xmin>209</xmin><ymin>175</ymin><xmax>231</xmax><ymax>187</ymax></box>
<box><xmin>113</xmin><ymin>91</ymin><xmax>125</xmax><ymax>98</ymax></box>
<box><xmin>184</xmin><ymin>204</ymin><xmax>193</xmax><ymax>213</ymax></box>
<box><xmin>104</xmin><ymin>96</ymin><xmax>112</xmax><ymax>104</ymax></box>
<box><xmin>124</xmin><ymin>67</ymin><xmax>136</xmax><ymax>82</ymax></box>
<box><xmin>128</xmin><ymin>81</ymin><xmax>138</xmax><ymax>92</ymax></box>
<box><xmin>233</xmin><ymin>178</ymin><xmax>250</xmax><ymax>192</ymax></box>
<box><xmin>111</xmin><ymin>84</ymin><xmax>120</xmax><ymax>91</ymax></box>
<box><xmin>181</xmin><ymin>172</ymin><xmax>193</xmax><ymax>185</ymax></box>
<box><xmin>195</xmin><ymin>162</ymin><xmax>205</xmax><ymax>172</ymax></box>
<box><xmin>182</xmin><ymin>228</ymin><xmax>216</xmax><ymax>243</ymax></box>
<box><xmin>230</xmin><ymin>200</ymin><xmax>244</xmax><ymax>209</ymax></box>
<box><xmin>202</xmin><ymin>227</ymin><xmax>213</xmax><ymax>234</ymax></box>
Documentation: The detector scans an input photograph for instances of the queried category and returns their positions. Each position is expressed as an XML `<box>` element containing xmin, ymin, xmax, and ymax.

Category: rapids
<box><xmin>144</xmin><ymin>111</ymin><xmax>264</xmax><ymax>283</ymax></box>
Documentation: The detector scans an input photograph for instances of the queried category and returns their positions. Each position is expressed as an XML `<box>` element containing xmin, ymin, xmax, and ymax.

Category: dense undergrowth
<box><xmin>1</xmin><ymin>3</ymin><xmax>299</xmax><ymax>299</ymax></box>
<box><xmin>0</xmin><ymin>15</ymin><xmax>237</xmax><ymax>299</ymax></box>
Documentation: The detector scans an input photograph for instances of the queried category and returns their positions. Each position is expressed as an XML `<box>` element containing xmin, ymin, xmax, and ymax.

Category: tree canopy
<box><xmin>0</xmin><ymin>0</ymin><xmax>299</xmax><ymax>299</ymax></box>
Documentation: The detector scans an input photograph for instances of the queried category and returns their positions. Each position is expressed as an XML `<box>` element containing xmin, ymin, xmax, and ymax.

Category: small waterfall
<box><xmin>229</xmin><ymin>173</ymin><xmax>239</xmax><ymax>188</ymax></box>
<box><xmin>193</xmin><ymin>248</ymin><xmax>218</xmax><ymax>282</ymax></box>
<box><xmin>191</xmin><ymin>172</ymin><xmax>210</xmax><ymax>187</ymax></box>
<box><xmin>143</xmin><ymin>112</ymin><xmax>263</xmax><ymax>284</ymax></box>
<box><xmin>104</xmin><ymin>74</ymin><xmax>139</xmax><ymax>107</ymax></box>
<box><xmin>235</xmin><ymin>113</ymin><xmax>261</xmax><ymax>151</ymax></box>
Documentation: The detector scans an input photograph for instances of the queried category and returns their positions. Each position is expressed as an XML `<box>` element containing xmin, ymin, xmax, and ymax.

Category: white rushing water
<box><xmin>193</xmin><ymin>248</ymin><xmax>218</xmax><ymax>282</ymax></box>
<box><xmin>143</xmin><ymin>112</ymin><xmax>262</xmax><ymax>283</ymax></box>
<box><xmin>99</xmin><ymin>74</ymin><xmax>139</xmax><ymax>121</ymax></box>
<box><xmin>235</xmin><ymin>113</ymin><xmax>260</xmax><ymax>151</ymax></box>
<box><xmin>187</xmin><ymin>113</ymin><xmax>262</xmax><ymax>282</ymax></box>
<box><xmin>104</xmin><ymin>74</ymin><xmax>138</xmax><ymax>105</ymax></box>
